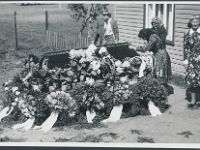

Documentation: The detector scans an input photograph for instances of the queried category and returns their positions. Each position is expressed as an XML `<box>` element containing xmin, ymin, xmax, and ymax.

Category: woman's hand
<box><xmin>129</xmin><ymin>45</ymin><xmax>135</xmax><ymax>50</ymax></box>
<box><xmin>136</xmin><ymin>46</ymin><xmax>143</xmax><ymax>51</ymax></box>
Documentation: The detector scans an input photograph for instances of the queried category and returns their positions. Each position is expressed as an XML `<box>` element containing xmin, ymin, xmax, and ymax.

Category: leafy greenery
<box><xmin>127</xmin><ymin>76</ymin><xmax>170</xmax><ymax>116</ymax></box>
<box><xmin>68</xmin><ymin>4</ymin><xmax>109</xmax><ymax>21</ymax></box>
<box><xmin>170</xmin><ymin>73</ymin><xmax>187</xmax><ymax>88</ymax></box>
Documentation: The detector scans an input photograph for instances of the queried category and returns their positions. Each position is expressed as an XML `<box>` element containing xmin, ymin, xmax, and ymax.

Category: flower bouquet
<box><xmin>70</xmin><ymin>83</ymin><xmax>113</xmax><ymax>123</ymax></box>
<box><xmin>12</xmin><ymin>89</ymin><xmax>49</xmax><ymax>131</ymax></box>
<box><xmin>20</xmin><ymin>54</ymin><xmax>40</xmax><ymax>83</ymax></box>
<box><xmin>0</xmin><ymin>75</ymin><xmax>23</xmax><ymax>122</ymax></box>
<box><xmin>33</xmin><ymin>91</ymin><xmax>77</xmax><ymax>132</ymax></box>
<box><xmin>127</xmin><ymin>76</ymin><xmax>169</xmax><ymax>116</ymax></box>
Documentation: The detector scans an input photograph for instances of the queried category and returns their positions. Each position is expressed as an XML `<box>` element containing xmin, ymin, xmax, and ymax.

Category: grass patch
<box><xmin>55</xmin><ymin>135</ymin><xmax>103</xmax><ymax>142</ymax></box>
<box><xmin>99</xmin><ymin>132</ymin><xmax>120</xmax><ymax>140</ymax></box>
<box><xmin>55</xmin><ymin>132</ymin><xmax>119</xmax><ymax>142</ymax></box>
<box><xmin>169</xmin><ymin>73</ymin><xmax>187</xmax><ymax>88</ymax></box>
<box><xmin>73</xmin><ymin>122</ymin><xmax>107</xmax><ymax>130</ymax></box>
<box><xmin>177</xmin><ymin>131</ymin><xmax>193</xmax><ymax>138</ymax></box>
<box><xmin>0</xmin><ymin>136</ymin><xmax>26</xmax><ymax>142</ymax></box>
<box><xmin>137</xmin><ymin>137</ymin><xmax>155</xmax><ymax>143</ymax></box>
<box><xmin>131</xmin><ymin>129</ymin><xmax>142</xmax><ymax>135</ymax></box>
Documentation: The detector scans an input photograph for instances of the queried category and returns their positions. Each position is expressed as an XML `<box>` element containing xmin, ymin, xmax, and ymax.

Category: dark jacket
<box><xmin>151</xmin><ymin>25</ymin><xmax>167</xmax><ymax>48</ymax></box>
<box><xmin>111</xmin><ymin>19</ymin><xmax>119</xmax><ymax>41</ymax></box>
<box><xmin>88</xmin><ymin>19</ymin><xmax>99</xmax><ymax>43</ymax></box>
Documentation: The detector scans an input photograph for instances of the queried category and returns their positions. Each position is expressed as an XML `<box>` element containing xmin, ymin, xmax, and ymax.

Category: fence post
<box><xmin>14</xmin><ymin>11</ymin><xmax>18</xmax><ymax>50</ymax></box>
<box><xmin>45</xmin><ymin>11</ymin><xmax>48</xmax><ymax>40</ymax></box>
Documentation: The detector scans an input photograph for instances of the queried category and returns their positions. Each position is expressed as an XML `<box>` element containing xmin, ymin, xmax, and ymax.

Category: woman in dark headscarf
<box><xmin>151</xmin><ymin>17</ymin><xmax>167</xmax><ymax>48</ymax></box>
<box><xmin>136</xmin><ymin>28</ymin><xmax>172</xmax><ymax>85</ymax></box>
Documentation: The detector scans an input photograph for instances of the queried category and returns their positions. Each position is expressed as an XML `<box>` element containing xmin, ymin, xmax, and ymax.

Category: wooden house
<box><xmin>114</xmin><ymin>3</ymin><xmax>200</xmax><ymax>75</ymax></box>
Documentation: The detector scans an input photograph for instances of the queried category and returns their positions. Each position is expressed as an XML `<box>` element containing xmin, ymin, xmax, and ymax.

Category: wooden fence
<box><xmin>45</xmin><ymin>30</ymin><xmax>88</xmax><ymax>50</ymax></box>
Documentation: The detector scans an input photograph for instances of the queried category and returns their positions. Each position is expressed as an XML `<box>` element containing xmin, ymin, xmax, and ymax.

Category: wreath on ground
<box><xmin>126</xmin><ymin>76</ymin><xmax>170</xmax><ymax>116</ymax></box>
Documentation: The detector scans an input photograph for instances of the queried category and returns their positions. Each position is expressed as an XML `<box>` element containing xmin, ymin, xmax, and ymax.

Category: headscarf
<box><xmin>187</xmin><ymin>15</ymin><xmax>200</xmax><ymax>28</ymax></box>
<box><xmin>138</xmin><ymin>28</ymin><xmax>152</xmax><ymax>42</ymax></box>
<box><xmin>151</xmin><ymin>17</ymin><xmax>162</xmax><ymax>26</ymax></box>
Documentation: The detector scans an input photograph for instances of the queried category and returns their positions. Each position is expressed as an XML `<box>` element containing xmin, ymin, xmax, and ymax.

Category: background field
<box><xmin>0</xmin><ymin>3</ymin><xmax>113</xmax><ymax>102</ymax></box>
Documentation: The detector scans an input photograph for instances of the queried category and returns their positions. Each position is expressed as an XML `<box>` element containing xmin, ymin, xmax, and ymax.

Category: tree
<box><xmin>68</xmin><ymin>4</ymin><xmax>109</xmax><ymax>34</ymax></box>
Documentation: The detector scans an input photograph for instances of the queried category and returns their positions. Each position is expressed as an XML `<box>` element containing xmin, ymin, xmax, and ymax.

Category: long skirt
<box><xmin>153</xmin><ymin>50</ymin><xmax>172</xmax><ymax>84</ymax></box>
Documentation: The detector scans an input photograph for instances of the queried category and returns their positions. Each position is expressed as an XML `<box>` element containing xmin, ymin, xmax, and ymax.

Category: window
<box><xmin>145</xmin><ymin>4</ymin><xmax>175</xmax><ymax>45</ymax></box>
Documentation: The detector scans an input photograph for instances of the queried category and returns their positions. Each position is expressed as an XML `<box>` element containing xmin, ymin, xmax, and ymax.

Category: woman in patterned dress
<box><xmin>183</xmin><ymin>15</ymin><xmax>200</xmax><ymax>106</ymax></box>
<box><xmin>136</xmin><ymin>28</ymin><xmax>172</xmax><ymax>85</ymax></box>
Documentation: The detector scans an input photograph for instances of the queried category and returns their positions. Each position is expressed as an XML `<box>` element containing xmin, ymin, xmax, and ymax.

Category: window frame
<box><xmin>144</xmin><ymin>4</ymin><xmax>175</xmax><ymax>46</ymax></box>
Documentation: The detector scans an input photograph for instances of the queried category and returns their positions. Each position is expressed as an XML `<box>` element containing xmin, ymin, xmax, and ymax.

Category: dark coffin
<box><xmin>43</xmin><ymin>42</ymin><xmax>139</xmax><ymax>69</ymax></box>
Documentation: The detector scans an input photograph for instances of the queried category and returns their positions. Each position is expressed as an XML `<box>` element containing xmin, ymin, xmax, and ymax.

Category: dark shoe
<box><xmin>188</xmin><ymin>103</ymin><xmax>196</xmax><ymax>108</ymax></box>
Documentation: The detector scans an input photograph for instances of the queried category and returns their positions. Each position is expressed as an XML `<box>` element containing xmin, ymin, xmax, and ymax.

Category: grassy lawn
<box><xmin>0</xmin><ymin>3</ymin><xmax>115</xmax><ymax>104</ymax></box>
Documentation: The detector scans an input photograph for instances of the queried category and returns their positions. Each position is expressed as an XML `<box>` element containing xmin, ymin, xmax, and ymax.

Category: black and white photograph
<box><xmin>0</xmin><ymin>1</ymin><xmax>200</xmax><ymax>147</ymax></box>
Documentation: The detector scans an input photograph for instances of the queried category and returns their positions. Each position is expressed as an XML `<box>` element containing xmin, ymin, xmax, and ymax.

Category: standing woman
<box><xmin>136</xmin><ymin>28</ymin><xmax>172</xmax><ymax>85</ymax></box>
<box><xmin>183</xmin><ymin>15</ymin><xmax>200</xmax><ymax>106</ymax></box>
<box><xmin>151</xmin><ymin>17</ymin><xmax>167</xmax><ymax>48</ymax></box>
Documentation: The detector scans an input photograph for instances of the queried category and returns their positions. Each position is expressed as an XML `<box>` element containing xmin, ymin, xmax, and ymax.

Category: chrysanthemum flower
<box><xmin>12</xmin><ymin>87</ymin><xmax>19</xmax><ymax>92</ymax></box>
<box><xmin>99</xmin><ymin>47</ymin><xmax>107</xmax><ymax>54</ymax></box>
<box><xmin>91</xmin><ymin>60</ymin><xmax>101</xmax><ymax>71</ymax></box>
<box><xmin>4</xmin><ymin>87</ymin><xmax>10</xmax><ymax>91</ymax></box>
<box><xmin>122</xmin><ymin>61</ymin><xmax>130</xmax><ymax>68</ymax></box>
<box><xmin>115</xmin><ymin>60</ymin><xmax>122</xmax><ymax>67</ymax></box>
<box><xmin>85</xmin><ymin>77</ymin><xmax>94</xmax><ymax>85</ymax></box>
<box><xmin>15</xmin><ymin>91</ymin><xmax>21</xmax><ymax>96</ymax></box>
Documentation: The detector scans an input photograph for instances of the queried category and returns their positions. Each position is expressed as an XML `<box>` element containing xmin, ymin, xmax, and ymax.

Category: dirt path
<box><xmin>0</xmin><ymin>84</ymin><xmax>200</xmax><ymax>144</ymax></box>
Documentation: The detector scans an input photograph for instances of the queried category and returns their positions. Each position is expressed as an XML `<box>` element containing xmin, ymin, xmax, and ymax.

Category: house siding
<box><xmin>115</xmin><ymin>4</ymin><xmax>144</xmax><ymax>47</ymax></box>
<box><xmin>115</xmin><ymin>3</ymin><xmax>200</xmax><ymax>76</ymax></box>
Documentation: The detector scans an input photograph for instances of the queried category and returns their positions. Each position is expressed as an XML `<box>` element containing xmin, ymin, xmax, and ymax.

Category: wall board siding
<box><xmin>116</xmin><ymin>4</ymin><xmax>144</xmax><ymax>8</ymax></box>
<box><xmin>117</xmin><ymin>22</ymin><xmax>143</xmax><ymax>28</ymax></box>
<box><xmin>175</xmin><ymin>4</ymin><xmax>200</xmax><ymax>10</ymax></box>
<box><xmin>115</xmin><ymin>3</ymin><xmax>144</xmax><ymax>48</ymax></box>
<box><xmin>119</xmin><ymin>26</ymin><xmax>143</xmax><ymax>33</ymax></box>
<box><xmin>119</xmin><ymin>29</ymin><xmax>141</xmax><ymax>37</ymax></box>
<box><xmin>116</xmin><ymin>7</ymin><xmax>143</xmax><ymax>13</ymax></box>
<box><xmin>116</xmin><ymin>18</ymin><xmax>144</xmax><ymax>24</ymax></box>
<box><xmin>116</xmin><ymin>14</ymin><xmax>144</xmax><ymax>20</ymax></box>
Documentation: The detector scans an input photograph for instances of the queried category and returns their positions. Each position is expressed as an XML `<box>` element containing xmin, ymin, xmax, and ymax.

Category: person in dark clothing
<box><xmin>136</xmin><ymin>28</ymin><xmax>172</xmax><ymax>85</ymax></box>
<box><xmin>79</xmin><ymin>10</ymin><xmax>100</xmax><ymax>46</ymax></box>
<box><xmin>87</xmin><ymin>11</ymin><xmax>99</xmax><ymax>45</ymax></box>
<box><xmin>151</xmin><ymin>17</ymin><xmax>167</xmax><ymax>48</ymax></box>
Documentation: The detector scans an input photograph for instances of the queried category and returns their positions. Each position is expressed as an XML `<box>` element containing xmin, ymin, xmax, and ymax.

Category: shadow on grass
<box><xmin>137</xmin><ymin>137</ymin><xmax>155</xmax><ymax>143</ymax></box>
<box><xmin>55</xmin><ymin>135</ymin><xmax>103</xmax><ymax>142</ymax></box>
<box><xmin>131</xmin><ymin>129</ymin><xmax>142</xmax><ymax>135</ymax></box>
<box><xmin>0</xmin><ymin>136</ymin><xmax>26</xmax><ymax>142</ymax></box>
<box><xmin>169</xmin><ymin>73</ymin><xmax>187</xmax><ymax>89</ymax></box>
<box><xmin>99</xmin><ymin>132</ymin><xmax>120</xmax><ymax>140</ymax></box>
<box><xmin>73</xmin><ymin>122</ymin><xmax>108</xmax><ymax>130</ymax></box>
<box><xmin>55</xmin><ymin>132</ymin><xmax>120</xmax><ymax>142</ymax></box>
<box><xmin>177</xmin><ymin>131</ymin><xmax>193</xmax><ymax>138</ymax></box>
